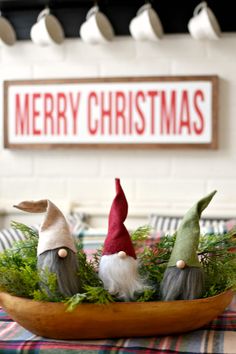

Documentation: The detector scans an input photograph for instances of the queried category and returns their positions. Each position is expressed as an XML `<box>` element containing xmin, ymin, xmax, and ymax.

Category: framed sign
<box><xmin>4</xmin><ymin>76</ymin><xmax>218</xmax><ymax>149</ymax></box>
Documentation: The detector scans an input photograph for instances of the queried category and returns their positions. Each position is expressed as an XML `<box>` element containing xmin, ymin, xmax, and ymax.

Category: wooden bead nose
<box><xmin>118</xmin><ymin>251</ymin><xmax>127</xmax><ymax>259</ymax></box>
<box><xmin>176</xmin><ymin>260</ymin><xmax>186</xmax><ymax>269</ymax></box>
<box><xmin>58</xmin><ymin>248</ymin><xmax>68</xmax><ymax>258</ymax></box>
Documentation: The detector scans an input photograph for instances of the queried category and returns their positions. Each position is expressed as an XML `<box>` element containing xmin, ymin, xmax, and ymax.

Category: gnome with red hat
<box><xmin>14</xmin><ymin>199</ymin><xmax>80</xmax><ymax>298</ymax></box>
<box><xmin>98</xmin><ymin>178</ymin><xmax>147</xmax><ymax>301</ymax></box>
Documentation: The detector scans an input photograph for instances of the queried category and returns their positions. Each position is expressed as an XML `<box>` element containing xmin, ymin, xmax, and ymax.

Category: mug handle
<box><xmin>86</xmin><ymin>5</ymin><xmax>99</xmax><ymax>20</ymax></box>
<box><xmin>137</xmin><ymin>3</ymin><xmax>151</xmax><ymax>16</ymax></box>
<box><xmin>37</xmin><ymin>7</ymin><xmax>50</xmax><ymax>22</ymax></box>
<box><xmin>193</xmin><ymin>1</ymin><xmax>207</xmax><ymax>16</ymax></box>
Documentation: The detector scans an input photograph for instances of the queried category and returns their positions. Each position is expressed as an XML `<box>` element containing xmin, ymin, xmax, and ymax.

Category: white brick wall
<box><xmin>1</xmin><ymin>35</ymin><xmax>236</xmax><ymax>226</ymax></box>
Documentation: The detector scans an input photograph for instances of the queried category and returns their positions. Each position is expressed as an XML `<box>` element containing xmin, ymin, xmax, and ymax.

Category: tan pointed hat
<box><xmin>14</xmin><ymin>199</ymin><xmax>77</xmax><ymax>255</ymax></box>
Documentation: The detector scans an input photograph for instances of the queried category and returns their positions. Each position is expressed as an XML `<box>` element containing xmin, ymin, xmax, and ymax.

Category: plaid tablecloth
<box><xmin>1</xmin><ymin>296</ymin><xmax>236</xmax><ymax>354</ymax></box>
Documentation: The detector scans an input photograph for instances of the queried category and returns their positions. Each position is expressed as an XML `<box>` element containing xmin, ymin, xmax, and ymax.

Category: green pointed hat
<box><xmin>168</xmin><ymin>190</ymin><xmax>217</xmax><ymax>268</ymax></box>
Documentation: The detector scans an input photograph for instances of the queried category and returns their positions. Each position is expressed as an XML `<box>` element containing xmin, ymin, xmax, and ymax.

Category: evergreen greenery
<box><xmin>0</xmin><ymin>222</ymin><xmax>38</xmax><ymax>298</ymax></box>
<box><xmin>66</xmin><ymin>286</ymin><xmax>115</xmax><ymax>312</ymax></box>
<box><xmin>131</xmin><ymin>225</ymin><xmax>152</xmax><ymax>245</ymax></box>
<box><xmin>0</xmin><ymin>222</ymin><xmax>235</xmax><ymax>307</ymax></box>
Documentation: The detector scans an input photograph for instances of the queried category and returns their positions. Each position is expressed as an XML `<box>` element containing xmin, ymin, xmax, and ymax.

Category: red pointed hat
<box><xmin>103</xmin><ymin>178</ymin><xmax>136</xmax><ymax>259</ymax></box>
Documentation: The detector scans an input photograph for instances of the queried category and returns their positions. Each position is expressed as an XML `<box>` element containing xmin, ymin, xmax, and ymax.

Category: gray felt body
<box><xmin>37</xmin><ymin>248</ymin><xmax>80</xmax><ymax>298</ymax></box>
<box><xmin>160</xmin><ymin>267</ymin><xmax>205</xmax><ymax>301</ymax></box>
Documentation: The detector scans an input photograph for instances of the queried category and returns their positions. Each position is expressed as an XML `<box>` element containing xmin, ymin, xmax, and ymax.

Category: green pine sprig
<box><xmin>131</xmin><ymin>225</ymin><xmax>152</xmax><ymax>243</ymax></box>
<box><xmin>66</xmin><ymin>286</ymin><xmax>115</xmax><ymax>311</ymax></box>
<box><xmin>136</xmin><ymin>288</ymin><xmax>157</xmax><ymax>302</ymax></box>
<box><xmin>76</xmin><ymin>244</ymin><xmax>102</xmax><ymax>289</ymax></box>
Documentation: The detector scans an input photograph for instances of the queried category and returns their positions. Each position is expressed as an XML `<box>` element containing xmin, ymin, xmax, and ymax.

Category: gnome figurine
<box><xmin>14</xmin><ymin>200</ymin><xmax>80</xmax><ymax>298</ymax></box>
<box><xmin>160</xmin><ymin>190</ymin><xmax>217</xmax><ymax>301</ymax></box>
<box><xmin>98</xmin><ymin>178</ymin><xmax>147</xmax><ymax>301</ymax></box>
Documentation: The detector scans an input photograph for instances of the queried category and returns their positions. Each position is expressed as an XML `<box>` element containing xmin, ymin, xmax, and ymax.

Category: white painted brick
<box><xmin>206</xmin><ymin>34</ymin><xmax>236</xmax><ymax>60</ymax></box>
<box><xmin>33</xmin><ymin>62</ymin><xmax>99</xmax><ymax>79</ymax></box>
<box><xmin>1</xmin><ymin>177</ymin><xmax>67</xmax><ymax>201</ymax></box>
<box><xmin>2</xmin><ymin>41</ymin><xmax>65</xmax><ymax>63</ymax></box>
<box><xmin>99</xmin><ymin>59</ymin><xmax>171</xmax><ymax>77</ymax></box>
<box><xmin>216</xmin><ymin>80</ymin><xmax>236</xmax><ymax>151</ymax></box>
<box><xmin>0</xmin><ymin>64</ymin><xmax>32</xmax><ymax>79</ymax></box>
<box><xmin>0</xmin><ymin>125</ymin><xmax>3</xmax><ymax>149</ymax></box>
<box><xmin>136</xmin><ymin>179</ymin><xmax>205</xmax><ymax>202</ymax></box>
<box><xmin>64</xmin><ymin>37</ymin><xmax>136</xmax><ymax>61</ymax></box>
<box><xmin>67</xmin><ymin>178</ymin><xmax>134</xmax><ymax>203</ymax></box>
<box><xmin>33</xmin><ymin>150</ymin><xmax>100</xmax><ymax>177</ymax></box>
<box><xmin>171</xmin><ymin>59</ymin><xmax>236</xmax><ymax>82</ymax></box>
<box><xmin>0</xmin><ymin>151</ymin><xmax>32</xmax><ymax>176</ymax></box>
<box><xmin>171</xmin><ymin>153</ymin><xmax>236</xmax><ymax>178</ymax></box>
<box><xmin>100</xmin><ymin>150</ymin><xmax>171</xmax><ymax>177</ymax></box>
<box><xmin>207</xmin><ymin>181</ymin><xmax>236</xmax><ymax>201</ymax></box>
<box><xmin>1</xmin><ymin>35</ymin><xmax>236</xmax><ymax>218</ymax></box>
<box><xmin>207</xmin><ymin>180</ymin><xmax>236</xmax><ymax>206</ymax></box>
<box><xmin>135</xmin><ymin>34</ymin><xmax>207</xmax><ymax>59</ymax></box>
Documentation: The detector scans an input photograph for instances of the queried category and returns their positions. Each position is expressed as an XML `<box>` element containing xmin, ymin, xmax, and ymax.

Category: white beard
<box><xmin>98</xmin><ymin>254</ymin><xmax>147</xmax><ymax>301</ymax></box>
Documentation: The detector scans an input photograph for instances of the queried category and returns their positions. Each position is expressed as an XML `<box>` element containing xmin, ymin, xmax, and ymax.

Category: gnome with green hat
<box><xmin>160</xmin><ymin>190</ymin><xmax>217</xmax><ymax>301</ymax></box>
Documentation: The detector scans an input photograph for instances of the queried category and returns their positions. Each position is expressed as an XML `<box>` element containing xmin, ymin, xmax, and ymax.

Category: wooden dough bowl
<box><xmin>0</xmin><ymin>290</ymin><xmax>233</xmax><ymax>340</ymax></box>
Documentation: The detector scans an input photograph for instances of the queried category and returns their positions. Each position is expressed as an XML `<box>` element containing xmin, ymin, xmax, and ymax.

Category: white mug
<box><xmin>30</xmin><ymin>7</ymin><xmax>64</xmax><ymax>46</ymax></box>
<box><xmin>0</xmin><ymin>13</ymin><xmax>16</xmax><ymax>46</ymax></box>
<box><xmin>80</xmin><ymin>5</ymin><xmax>114</xmax><ymax>44</ymax></box>
<box><xmin>188</xmin><ymin>2</ymin><xmax>221</xmax><ymax>40</ymax></box>
<box><xmin>129</xmin><ymin>3</ymin><xmax>163</xmax><ymax>42</ymax></box>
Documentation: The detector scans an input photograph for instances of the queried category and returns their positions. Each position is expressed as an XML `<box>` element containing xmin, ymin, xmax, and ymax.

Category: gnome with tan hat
<box><xmin>160</xmin><ymin>190</ymin><xmax>217</xmax><ymax>301</ymax></box>
<box><xmin>98</xmin><ymin>178</ymin><xmax>147</xmax><ymax>301</ymax></box>
<box><xmin>14</xmin><ymin>199</ymin><xmax>80</xmax><ymax>298</ymax></box>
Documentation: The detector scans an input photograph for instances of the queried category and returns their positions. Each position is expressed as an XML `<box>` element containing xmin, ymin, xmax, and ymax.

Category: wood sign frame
<box><xmin>4</xmin><ymin>76</ymin><xmax>218</xmax><ymax>149</ymax></box>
